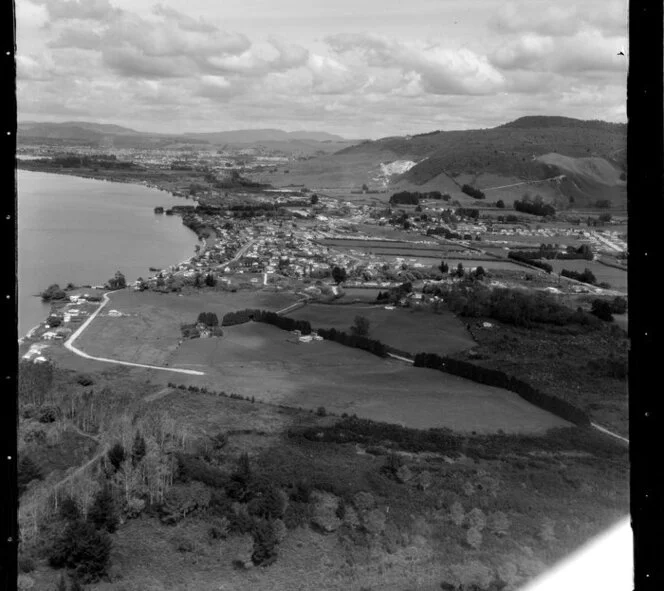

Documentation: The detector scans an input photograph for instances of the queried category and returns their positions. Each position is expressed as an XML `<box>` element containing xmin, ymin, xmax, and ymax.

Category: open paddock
<box><xmin>285</xmin><ymin>302</ymin><xmax>476</xmax><ymax>357</ymax></box>
<box><xmin>544</xmin><ymin>259</ymin><xmax>627</xmax><ymax>292</ymax></box>
<box><xmin>161</xmin><ymin>322</ymin><xmax>569</xmax><ymax>434</ymax></box>
<box><xmin>73</xmin><ymin>288</ymin><xmax>301</xmax><ymax>366</ymax></box>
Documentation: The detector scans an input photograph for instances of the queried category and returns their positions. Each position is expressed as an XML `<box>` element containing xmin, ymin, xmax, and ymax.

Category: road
<box><xmin>483</xmin><ymin>175</ymin><xmax>565</xmax><ymax>191</ymax></box>
<box><xmin>63</xmin><ymin>291</ymin><xmax>205</xmax><ymax>376</ymax></box>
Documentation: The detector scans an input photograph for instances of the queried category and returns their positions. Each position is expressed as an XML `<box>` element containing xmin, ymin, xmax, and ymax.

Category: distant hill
<box><xmin>183</xmin><ymin>129</ymin><xmax>346</xmax><ymax>143</ymax></box>
<box><xmin>277</xmin><ymin>116</ymin><xmax>626</xmax><ymax>208</ymax></box>
<box><xmin>17</xmin><ymin>121</ymin><xmax>353</xmax><ymax>152</ymax></box>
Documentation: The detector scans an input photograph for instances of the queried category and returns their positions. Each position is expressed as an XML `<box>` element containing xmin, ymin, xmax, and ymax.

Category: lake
<box><xmin>17</xmin><ymin>170</ymin><xmax>198</xmax><ymax>336</ymax></box>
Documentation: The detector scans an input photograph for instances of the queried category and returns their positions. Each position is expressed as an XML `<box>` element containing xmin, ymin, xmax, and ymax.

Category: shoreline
<box><xmin>18</xmin><ymin>169</ymin><xmax>203</xmax><ymax>346</ymax></box>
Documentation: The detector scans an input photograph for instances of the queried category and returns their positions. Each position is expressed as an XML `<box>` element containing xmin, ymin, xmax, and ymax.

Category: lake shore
<box><xmin>18</xmin><ymin>171</ymin><xmax>202</xmax><ymax>342</ymax></box>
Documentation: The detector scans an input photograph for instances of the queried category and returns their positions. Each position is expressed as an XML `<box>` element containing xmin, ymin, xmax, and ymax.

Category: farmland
<box><xmin>543</xmin><ymin>259</ymin><xmax>627</xmax><ymax>292</ymax></box>
<box><xmin>160</xmin><ymin>322</ymin><xmax>568</xmax><ymax>434</ymax></box>
<box><xmin>286</xmin><ymin>303</ymin><xmax>475</xmax><ymax>356</ymax></box>
<box><xmin>73</xmin><ymin>289</ymin><xmax>301</xmax><ymax>366</ymax></box>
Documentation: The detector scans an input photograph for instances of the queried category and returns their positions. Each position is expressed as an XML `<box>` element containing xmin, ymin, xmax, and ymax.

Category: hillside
<box><xmin>275</xmin><ymin>116</ymin><xmax>626</xmax><ymax>208</ymax></box>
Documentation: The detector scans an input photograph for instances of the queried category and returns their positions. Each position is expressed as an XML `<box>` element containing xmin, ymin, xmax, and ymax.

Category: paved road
<box><xmin>63</xmin><ymin>291</ymin><xmax>205</xmax><ymax>376</ymax></box>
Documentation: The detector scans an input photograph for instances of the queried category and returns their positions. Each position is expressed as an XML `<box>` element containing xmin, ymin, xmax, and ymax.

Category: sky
<box><xmin>16</xmin><ymin>0</ymin><xmax>628</xmax><ymax>139</ymax></box>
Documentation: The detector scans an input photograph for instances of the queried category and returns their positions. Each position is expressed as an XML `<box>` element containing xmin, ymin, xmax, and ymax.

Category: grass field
<box><xmin>74</xmin><ymin>289</ymin><xmax>301</xmax><ymax>366</ymax></box>
<box><xmin>160</xmin><ymin>322</ymin><xmax>568</xmax><ymax>434</ymax></box>
<box><xmin>286</xmin><ymin>303</ymin><xmax>475</xmax><ymax>356</ymax></box>
<box><xmin>544</xmin><ymin>259</ymin><xmax>627</xmax><ymax>292</ymax></box>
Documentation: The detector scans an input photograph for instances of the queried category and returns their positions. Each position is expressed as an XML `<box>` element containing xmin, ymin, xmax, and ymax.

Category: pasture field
<box><xmin>162</xmin><ymin>322</ymin><xmax>569</xmax><ymax>434</ymax></box>
<box><xmin>544</xmin><ymin>259</ymin><xmax>627</xmax><ymax>292</ymax></box>
<box><xmin>482</xmin><ymin>232</ymin><xmax>587</xmax><ymax>248</ymax></box>
<box><xmin>73</xmin><ymin>289</ymin><xmax>301</xmax><ymax>366</ymax></box>
<box><xmin>286</xmin><ymin>302</ymin><xmax>476</xmax><ymax>356</ymax></box>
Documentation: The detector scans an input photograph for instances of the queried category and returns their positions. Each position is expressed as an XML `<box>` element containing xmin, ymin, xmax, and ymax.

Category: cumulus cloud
<box><xmin>326</xmin><ymin>33</ymin><xmax>505</xmax><ymax>95</ymax></box>
<box><xmin>492</xmin><ymin>31</ymin><xmax>625</xmax><ymax>74</ymax></box>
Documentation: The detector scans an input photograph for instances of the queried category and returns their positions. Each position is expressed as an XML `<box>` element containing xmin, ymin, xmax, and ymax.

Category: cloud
<box><xmin>326</xmin><ymin>33</ymin><xmax>505</xmax><ymax>95</ymax></box>
<box><xmin>16</xmin><ymin>54</ymin><xmax>56</xmax><ymax>81</ymax></box>
<box><xmin>488</xmin><ymin>1</ymin><xmax>626</xmax><ymax>38</ymax></box>
<box><xmin>492</xmin><ymin>31</ymin><xmax>626</xmax><ymax>75</ymax></box>
<box><xmin>38</xmin><ymin>0</ymin><xmax>121</xmax><ymax>22</ymax></box>
<box><xmin>307</xmin><ymin>54</ymin><xmax>366</xmax><ymax>94</ymax></box>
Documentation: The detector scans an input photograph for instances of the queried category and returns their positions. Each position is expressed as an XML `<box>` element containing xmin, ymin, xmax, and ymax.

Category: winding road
<box><xmin>63</xmin><ymin>291</ymin><xmax>205</xmax><ymax>376</ymax></box>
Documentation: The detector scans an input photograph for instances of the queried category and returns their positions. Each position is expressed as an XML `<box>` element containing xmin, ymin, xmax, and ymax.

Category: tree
<box><xmin>331</xmin><ymin>266</ymin><xmax>347</xmax><ymax>285</ymax></box>
<box><xmin>350</xmin><ymin>316</ymin><xmax>370</xmax><ymax>337</ymax></box>
<box><xmin>107</xmin><ymin>271</ymin><xmax>126</xmax><ymax>290</ymax></box>
<box><xmin>48</xmin><ymin>520</ymin><xmax>112</xmax><ymax>583</ymax></box>
<box><xmin>310</xmin><ymin>194</ymin><xmax>319</xmax><ymax>205</ymax></box>
<box><xmin>361</xmin><ymin>183</ymin><xmax>369</xmax><ymax>192</ymax></box>
<box><xmin>474</xmin><ymin>266</ymin><xmax>486</xmax><ymax>279</ymax></box>
<box><xmin>590</xmin><ymin>299</ymin><xmax>614</xmax><ymax>322</ymax></box>
<box><xmin>439</xmin><ymin>261</ymin><xmax>449</xmax><ymax>274</ymax></box>
<box><xmin>131</xmin><ymin>431</ymin><xmax>147</xmax><ymax>466</ymax></box>
<box><xmin>496</xmin><ymin>199</ymin><xmax>505</xmax><ymax>208</ymax></box>
<box><xmin>107</xmin><ymin>443</ymin><xmax>126</xmax><ymax>472</ymax></box>
<box><xmin>205</xmin><ymin>273</ymin><xmax>216</xmax><ymax>287</ymax></box>
<box><xmin>456</xmin><ymin>263</ymin><xmax>465</xmax><ymax>278</ymax></box>
<box><xmin>88</xmin><ymin>487</ymin><xmax>119</xmax><ymax>533</ymax></box>
<box><xmin>41</xmin><ymin>284</ymin><xmax>67</xmax><ymax>301</ymax></box>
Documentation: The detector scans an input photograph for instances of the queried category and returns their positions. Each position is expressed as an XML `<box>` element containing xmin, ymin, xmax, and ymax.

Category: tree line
<box><xmin>507</xmin><ymin>251</ymin><xmax>554</xmax><ymax>273</ymax></box>
<box><xmin>461</xmin><ymin>185</ymin><xmax>486</xmax><ymax>199</ymax></box>
<box><xmin>413</xmin><ymin>353</ymin><xmax>590</xmax><ymax>426</ymax></box>
<box><xmin>513</xmin><ymin>197</ymin><xmax>555</xmax><ymax>217</ymax></box>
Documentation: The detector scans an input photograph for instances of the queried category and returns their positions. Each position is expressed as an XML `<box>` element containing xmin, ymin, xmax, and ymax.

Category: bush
<box><xmin>251</xmin><ymin>519</ymin><xmax>280</xmax><ymax>566</ymax></box>
<box><xmin>48</xmin><ymin>520</ymin><xmax>112</xmax><ymax>583</ymax></box>
<box><xmin>283</xmin><ymin>501</ymin><xmax>311</xmax><ymax>530</ymax></box>
<box><xmin>18</xmin><ymin>455</ymin><xmax>42</xmax><ymax>495</ymax></box>
<box><xmin>590</xmin><ymin>299</ymin><xmax>614</xmax><ymax>321</ymax></box>
<box><xmin>316</xmin><ymin>406</ymin><xmax>327</xmax><ymax>417</ymax></box>
<box><xmin>18</xmin><ymin>556</ymin><xmax>35</xmax><ymax>573</ymax></box>
<box><xmin>160</xmin><ymin>482</ymin><xmax>212</xmax><ymax>525</ymax></box>
<box><xmin>59</xmin><ymin>497</ymin><xmax>81</xmax><ymax>523</ymax></box>
<box><xmin>76</xmin><ymin>374</ymin><xmax>94</xmax><ymax>387</ymax></box>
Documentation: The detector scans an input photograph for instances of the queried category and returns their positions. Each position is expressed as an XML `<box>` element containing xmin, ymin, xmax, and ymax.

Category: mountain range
<box><xmin>17</xmin><ymin>121</ymin><xmax>356</xmax><ymax>154</ymax></box>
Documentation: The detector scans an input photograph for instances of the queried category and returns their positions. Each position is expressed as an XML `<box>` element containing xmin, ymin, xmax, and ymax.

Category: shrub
<box><xmin>160</xmin><ymin>482</ymin><xmax>212</xmax><ymax>525</ymax></box>
<box><xmin>58</xmin><ymin>497</ymin><xmax>81</xmax><ymax>523</ymax></box>
<box><xmin>561</xmin><ymin>268</ymin><xmax>597</xmax><ymax>285</ymax></box>
<box><xmin>466</xmin><ymin>526</ymin><xmax>483</xmax><ymax>549</ymax></box>
<box><xmin>316</xmin><ymin>406</ymin><xmax>327</xmax><ymax>417</ymax></box>
<box><xmin>251</xmin><ymin>519</ymin><xmax>280</xmax><ymax>566</ymax></box>
<box><xmin>488</xmin><ymin>511</ymin><xmax>510</xmax><ymax>536</ymax></box>
<box><xmin>76</xmin><ymin>374</ymin><xmax>94</xmax><ymax>386</ymax></box>
<box><xmin>48</xmin><ymin>520</ymin><xmax>112</xmax><ymax>583</ymax></box>
<box><xmin>590</xmin><ymin>299</ymin><xmax>614</xmax><ymax>321</ymax></box>
<box><xmin>208</xmin><ymin>516</ymin><xmax>230</xmax><ymax>540</ymax></box>
<box><xmin>18</xmin><ymin>455</ymin><xmax>42</xmax><ymax>495</ymax></box>
<box><xmin>467</xmin><ymin>508</ymin><xmax>486</xmax><ymax>531</ymax></box>
<box><xmin>450</xmin><ymin>502</ymin><xmax>465</xmax><ymax>526</ymax></box>
<box><xmin>18</xmin><ymin>556</ymin><xmax>35</xmax><ymax>573</ymax></box>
